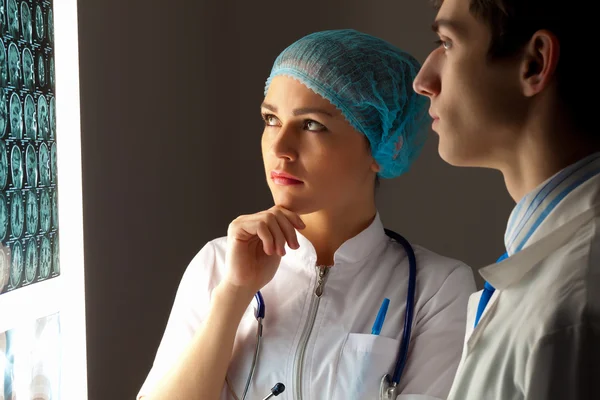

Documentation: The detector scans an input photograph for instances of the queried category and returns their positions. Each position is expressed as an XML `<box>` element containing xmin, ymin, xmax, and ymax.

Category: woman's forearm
<box><xmin>146</xmin><ymin>281</ymin><xmax>255</xmax><ymax>400</ymax></box>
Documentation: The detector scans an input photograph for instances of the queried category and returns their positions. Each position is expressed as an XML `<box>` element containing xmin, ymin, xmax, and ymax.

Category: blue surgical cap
<box><xmin>264</xmin><ymin>29</ymin><xmax>430</xmax><ymax>179</ymax></box>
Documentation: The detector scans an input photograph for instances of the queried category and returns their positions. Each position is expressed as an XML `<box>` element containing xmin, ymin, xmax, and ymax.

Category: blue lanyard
<box><xmin>474</xmin><ymin>252</ymin><xmax>508</xmax><ymax>328</ymax></box>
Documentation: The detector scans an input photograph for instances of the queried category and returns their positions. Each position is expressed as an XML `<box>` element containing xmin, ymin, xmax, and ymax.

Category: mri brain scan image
<box><xmin>1</xmin><ymin>1</ymin><xmax>60</xmax><ymax>296</ymax></box>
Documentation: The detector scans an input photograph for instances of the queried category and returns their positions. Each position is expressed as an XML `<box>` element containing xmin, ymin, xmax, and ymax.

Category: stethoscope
<box><xmin>231</xmin><ymin>228</ymin><xmax>416</xmax><ymax>400</ymax></box>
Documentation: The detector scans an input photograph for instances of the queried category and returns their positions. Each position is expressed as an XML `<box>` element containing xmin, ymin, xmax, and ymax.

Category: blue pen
<box><xmin>371</xmin><ymin>298</ymin><xmax>390</xmax><ymax>335</ymax></box>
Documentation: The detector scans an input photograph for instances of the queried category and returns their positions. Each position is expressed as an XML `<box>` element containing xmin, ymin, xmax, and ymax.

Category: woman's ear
<box><xmin>371</xmin><ymin>159</ymin><xmax>381</xmax><ymax>174</ymax></box>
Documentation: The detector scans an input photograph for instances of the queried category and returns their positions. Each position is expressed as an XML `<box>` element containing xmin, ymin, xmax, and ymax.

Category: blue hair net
<box><xmin>264</xmin><ymin>29</ymin><xmax>430</xmax><ymax>179</ymax></box>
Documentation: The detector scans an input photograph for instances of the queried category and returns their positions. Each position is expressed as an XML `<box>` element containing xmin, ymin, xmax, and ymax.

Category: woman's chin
<box><xmin>272</xmin><ymin>195</ymin><xmax>316</xmax><ymax>215</ymax></box>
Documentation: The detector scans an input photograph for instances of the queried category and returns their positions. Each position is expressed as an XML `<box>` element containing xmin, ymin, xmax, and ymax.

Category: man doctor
<box><xmin>414</xmin><ymin>0</ymin><xmax>600</xmax><ymax>398</ymax></box>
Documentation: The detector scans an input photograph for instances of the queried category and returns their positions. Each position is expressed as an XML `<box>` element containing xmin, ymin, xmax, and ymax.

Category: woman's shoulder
<box><xmin>417</xmin><ymin>244</ymin><xmax>476</xmax><ymax>294</ymax></box>
<box><xmin>413</xmin><ymin>244</ymin><xmax>471</xmax><ymax>273</ymax></box>
<box><xmin>386</xmin><ymin>239</ymin><xmax>475</xmax><ymax>291</ymax></box>
<box><xmin>179</xmin><ymin>236</ymin><xmax>229</xmax><ymax>289</ymax></box>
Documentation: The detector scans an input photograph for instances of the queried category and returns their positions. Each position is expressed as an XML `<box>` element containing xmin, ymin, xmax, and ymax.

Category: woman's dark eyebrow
<box><xmin>260</xmin><ymin>103</ymin><xmax>333</xmax><ymax>117</ymax></box>
<box><xmin>260</xmin><ymin>102</ymin><xmax>277</xmax><ymax>113</ymax></box>
<box><xmin>292</xmin><ymin>108</ymin><xmax>333</xmax><ymax>117</ymax></box>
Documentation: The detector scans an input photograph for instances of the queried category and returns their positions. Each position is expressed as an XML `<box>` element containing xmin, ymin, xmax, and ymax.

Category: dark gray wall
<box><xmin>77</xmin><ymin>0</ymin><xmax>514</xmax><ymax>398</ymax></box>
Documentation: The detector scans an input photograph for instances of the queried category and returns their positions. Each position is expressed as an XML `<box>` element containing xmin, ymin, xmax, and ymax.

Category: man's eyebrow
<box><xmin>432</xmin><ymin>19</ymin><xmax>464</xmax><ymax>37</ymax></box>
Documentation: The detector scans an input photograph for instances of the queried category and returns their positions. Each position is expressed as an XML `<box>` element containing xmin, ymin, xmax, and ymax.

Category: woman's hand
<box><xmin>144</xmin><ymin>208</ymin><xmax>303</xmax><ymax>400</ymax></box>
<box><xmin>223</xmin><ymin>206</ymin><xmax>305</xmax><ymax>295</ymax></box>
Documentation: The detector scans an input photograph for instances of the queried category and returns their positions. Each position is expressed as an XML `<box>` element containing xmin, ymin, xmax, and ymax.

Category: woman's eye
<box><xmin>305</xmin><ymin>120</ymin><xmax>326</xmax><ymax>131</ymax></box>
<box><xmin>263</xmin><ymin>114</ymin><xmax>280</xmax><ymax>126</ymax></box>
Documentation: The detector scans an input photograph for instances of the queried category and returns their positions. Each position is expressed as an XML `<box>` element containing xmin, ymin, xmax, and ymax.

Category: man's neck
<box><xmin>501</xmin><ymin>132</ymin><xmax>600</xmax><ymax>203</ymax></box>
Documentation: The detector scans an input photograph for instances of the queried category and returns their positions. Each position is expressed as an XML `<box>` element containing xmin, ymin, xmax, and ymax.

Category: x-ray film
<box><xmin>1</xmin><ymin>0</ymin><xmax>59</xmax><ymax>294</ymax></box>
<box><xmin>22</xmin><ymin>46</ymin><xmax>33</xmax><ymax>90</ymax></box>
<box><xmin>0</xmin><ymin>39</ymin><xmax>6</xmax><ymax>86</ymax></box>
<box><xmin>20</xmin><ymin>1</ymin><xmax>31</xmax><ymax>44</ymax></box>
<box><xmin>0</xmin><ymin>312</ymin><xmax>62</xmax><ymax>399</ymax></box>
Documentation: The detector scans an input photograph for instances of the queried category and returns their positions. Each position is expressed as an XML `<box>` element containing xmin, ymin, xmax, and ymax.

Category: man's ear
<box><xmin>520</xmin><ymin>29</ymin><xmax>560</xmax><ymax>97</ymax></box>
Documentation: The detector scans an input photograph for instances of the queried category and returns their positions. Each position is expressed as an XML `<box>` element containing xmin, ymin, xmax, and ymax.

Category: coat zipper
<box><xmin>293</xmin><ymin>265</ymin><xmax>330</xmax><ymax>400</ymax></box>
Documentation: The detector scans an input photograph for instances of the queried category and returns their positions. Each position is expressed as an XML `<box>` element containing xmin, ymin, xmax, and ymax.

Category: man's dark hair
<box><xmin>433</xmin><ymin>0</ymin><xmax>591</xmax><ymax>133</ymax></box>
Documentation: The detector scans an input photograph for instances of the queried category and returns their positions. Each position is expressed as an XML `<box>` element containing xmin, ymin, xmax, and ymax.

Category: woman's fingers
<box><xmin>254</xmin><ymin>221</ymin><xmax>275</xmax><ymax>255</ymax></box>
<box><xmin>272</xmin><ymin>208</ymin><xmax>300</xmax><ymax>250</ymax></box>
<box><xmin>277</xmin><ymin>207</ymin><xmax>305</xmax><ymax>231</ymax></box>
<box><xmin>264</xmin><ymin>213</ymin><xmax>287</xmax><ymax>256</ymax></box>
<box><xmin>228</xmin><ymin>206</ymin><xmax>305</xmax><ymax>256</ymax></box>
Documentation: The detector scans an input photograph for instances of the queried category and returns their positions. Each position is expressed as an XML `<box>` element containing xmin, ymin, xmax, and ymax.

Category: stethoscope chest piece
<box><xmin>379</xmin><ymin>373</ymin><xmax>397</xmax><ymax>400</ymax></box>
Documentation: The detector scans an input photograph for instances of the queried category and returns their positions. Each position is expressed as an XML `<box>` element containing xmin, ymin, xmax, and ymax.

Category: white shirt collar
<box><xmin>481</xmin><ymin>152</ymin><xmax>600</xmax><ymax>289</ymax></box>
<box><xmin>285</xmin><ymin>211</ymin><xmax>388</xmax><ymax>269</ymax></box>
<box><xmin>504</xmin><ymin>152</ymin><xmax>600</xmax><ymax>256</ymax></box>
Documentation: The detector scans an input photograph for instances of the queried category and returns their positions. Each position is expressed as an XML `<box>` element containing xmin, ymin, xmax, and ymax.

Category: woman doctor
<box><xmin>138</xmin><ymin>29</ymin><xmax>476</xmax><ymax>400</ymax></box>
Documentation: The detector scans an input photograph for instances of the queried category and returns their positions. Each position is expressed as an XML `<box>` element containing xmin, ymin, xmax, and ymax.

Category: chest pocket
<box><xmin>333</xmin><ymin>333</ymin><xmax>400</xmax><ymax>400</ymax></box>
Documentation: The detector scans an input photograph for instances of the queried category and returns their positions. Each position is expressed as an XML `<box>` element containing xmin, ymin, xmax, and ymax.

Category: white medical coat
<box><xmin>448</xmin><ymin>170</ymin><xmax>600</xmax><ymax>400</ymax></box>
<box><xmin>138</xmin><ymin>213</ymin><xmax>476</xmax><ymax>400</ymax></box>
